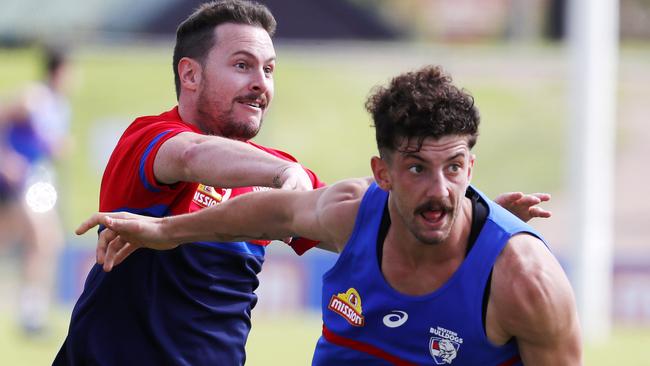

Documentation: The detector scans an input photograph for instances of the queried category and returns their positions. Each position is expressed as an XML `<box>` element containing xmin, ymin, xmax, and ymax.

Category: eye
<box><xmin>447</xmin><ymin>163</ymin><xmax>462</xmax><ymax>174</ymax></box>
<box><xmin>408</xmin><ymin>165</ymin><xmax>423</xmax><ymax>174</ymax></box>
<box><xmin>235</xmin><ymin>62</ymin><xmax>247</xmax><ymax>70</ymax></box>
<box><xmin>263</xmin><ymin>65</ymin><xmax>274</xmax><ymax>75</ymax></box>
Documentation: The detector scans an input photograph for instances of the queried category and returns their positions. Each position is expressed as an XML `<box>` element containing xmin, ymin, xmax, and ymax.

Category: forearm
<box><xmin>164</xmin><ymin>190</ymin><xmax>300</xmax><ymax>244</ymax></box>
<box><xmin>171</xmin><ymin>135</ymin><xmax>298</xmax><ymax>188</ymax></box>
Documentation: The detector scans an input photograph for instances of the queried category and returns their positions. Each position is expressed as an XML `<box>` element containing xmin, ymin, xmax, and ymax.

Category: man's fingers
<box><xmin>281</xmin><ymin>177</ymin><xmax>302</xmax><ymax>191</ymax></box>
<box><xmin>103</xmin><ymin>235</ymin><xmax>128</xmax><ymax>272</ymax></box>
<box><xmin>106</xmin><ymin>217</ymin><xmax>142</xmax><ymax>237</ymax></box>
<box><xmin>514</xmin><ymin>195</ymin><xmax>542</xmax><ymax>207</ymax></box>
<box><xmin>529</xmin><ymin>206</ymin><xmax>552</xmax><ymax>218</ymax></box>
<box><xmin>495</xmin><ymin>192</ymin><xmax>524</xmax><ymax>206</ymax></box>
<box><xmin>76</xmin><ymin>213</ymin><xmax>105</xmax><ymax>235</ymax></box>
<box><xmin>113</xmin><ymin>243</ymin><xmax>138</xmax><ymax>268</ymax></box>
<box><xmin>96</xmin><ymin>228</ymin><xmax>117</xmax><ymax>265</ymax></box>
<box><xmin>531</xmin><ymin>193</ymin><xmax>551</xmax><ymax>203</ymax></box>
<box><xmin>76</xmin><ymin>212</ymin><xmax>132</xmax><ymax>235</ymax></box>
<box><xmin>279</xmin><ymin>164</ymin><xmax>313</xmax><ymax>192</ymax></box>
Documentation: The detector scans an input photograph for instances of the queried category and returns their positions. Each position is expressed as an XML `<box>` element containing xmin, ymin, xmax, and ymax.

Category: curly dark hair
<box><xmin>173</xmin><ymin>0</ymin><xmax>276</xmax><ymax>99</ymax></box>
<box><xmin>366</xmin><ymin>65</ymin><xmax>480</xmax><ymax>158</ymax></box>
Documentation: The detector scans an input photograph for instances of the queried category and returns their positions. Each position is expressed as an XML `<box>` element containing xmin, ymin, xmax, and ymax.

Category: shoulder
<box><xmin>490</xmin><ymin>234</ymin><xmax>577</xmax><ymax>342</ymax></box>
<box><xmin>131</xmin><ymin>110</ymin><xmax>193</xmax><ymax>133</ymax></box>
<box><xmin>321</xmin><ymin>177</ymin><xmax>373</xmax><ymax>202</ymax></box>
<box><xmin>121</xmin><ymin>110</ymin><xmax>197</xmax><ymax>149</ymax></box>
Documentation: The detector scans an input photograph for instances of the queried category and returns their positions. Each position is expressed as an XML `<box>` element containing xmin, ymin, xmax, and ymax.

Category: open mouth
<box><xmin>421</xmin><ymin>209</ymin><xmax>446</xmax><ymax>224</ymax></box>
<box><xmin>241</xmin><ymin>101</ymin><xmax>263</xmax><ymax>109</ymax></box>
<box><xmin>237</xmin><ymin>96</ymin><xmax>266</xmax><ymax>110</ymax></box>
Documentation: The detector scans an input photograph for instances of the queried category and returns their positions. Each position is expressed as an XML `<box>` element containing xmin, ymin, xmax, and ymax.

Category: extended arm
<box><xmin>154</xmin><ymin>132</ymin><xmax>313</xmax><ymax>190</ymax></box>
<box><xmin>77</xmin><ymin>178</ymin><xmax>371</xmax><ymax>271</ymax></box>
<box><xmin>487</xmin><ymin>235</ymin><xmax>582</xmax><ymax>365</ymax></box>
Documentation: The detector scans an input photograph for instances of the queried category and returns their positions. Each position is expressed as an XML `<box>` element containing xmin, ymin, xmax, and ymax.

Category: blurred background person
<box><xmin>0</xmin><ymin>46</ymin><xmax>72</xmax><ymax>335</ymax></box>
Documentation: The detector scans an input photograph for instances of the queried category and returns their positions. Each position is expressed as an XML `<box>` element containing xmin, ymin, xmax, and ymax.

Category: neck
<box><xmin>177</xmin><ymin>98</ymin><xmax>201</xmax><ymax>131</ymax></box>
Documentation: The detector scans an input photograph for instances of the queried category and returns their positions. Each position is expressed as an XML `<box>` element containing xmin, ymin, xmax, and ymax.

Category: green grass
<box><xmin>0</xmin><ymin>307</ymin><xmax>71</xmax><ymax>365</ymax></box>
<box><xmin>1</xmin><ymin>308</ymin><xmax>649</xmax><ymax>365</ymax></box>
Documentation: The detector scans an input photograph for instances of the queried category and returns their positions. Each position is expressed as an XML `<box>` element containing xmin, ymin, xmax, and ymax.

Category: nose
<box><xmin>249</xmin><ymin>67</ymin><xmax>271</xmax><ymax>94</ymax></box>
<box><xmin>425</xmin><ymin>171</ymin><xmax>449</xmax><ymax>200</ymax></box>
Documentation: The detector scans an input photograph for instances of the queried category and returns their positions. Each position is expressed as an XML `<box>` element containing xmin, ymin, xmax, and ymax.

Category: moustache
<box><xmin>414</xmin><ymin>201</ymin><xmax>453</xmax><ymax>215</ymax></box>
<box><xmin>235</xmin><ymin>93</ymin><xmax>267</xmax><ymax>108</ymax></box>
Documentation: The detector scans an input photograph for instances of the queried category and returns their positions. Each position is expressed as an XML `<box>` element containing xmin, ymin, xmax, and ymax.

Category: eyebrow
<box><xmin>231</xmin><ymin>50</ymin><xmax>276</xmax><ymax>63</ymax></box>
<box><xmin>403</xmin><ymin>151</ymin><xmax>466</xmax><ymax>162</ymax></box>
<box><xmin>446</xmin><ymin>152</ymin><xmax>465</xmax><ymax>162</ymax></box>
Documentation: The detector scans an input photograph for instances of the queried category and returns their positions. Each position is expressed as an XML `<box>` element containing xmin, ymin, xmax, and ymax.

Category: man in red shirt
<box><xmin>54</xmin><ymin>2</ymin><xmax>322</xmax><ymax>365</ymax></box>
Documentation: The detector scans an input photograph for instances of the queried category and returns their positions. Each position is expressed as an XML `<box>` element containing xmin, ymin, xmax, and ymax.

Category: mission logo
<box><xmin>328</xmin><ymin>288</ymin><xmax>365</xmax><ymax>327</ymax></box>
<box><xmin>192</xmin><ymin>184</ymin><xmax>231</xmax><ymax>208</ymax></box>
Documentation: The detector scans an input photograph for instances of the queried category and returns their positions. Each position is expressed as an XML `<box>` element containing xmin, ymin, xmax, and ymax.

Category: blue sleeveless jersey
<box><xmin>312</xmin><ymin>183</ymin><xmax>545</xmax><ymax>366</ymax></box>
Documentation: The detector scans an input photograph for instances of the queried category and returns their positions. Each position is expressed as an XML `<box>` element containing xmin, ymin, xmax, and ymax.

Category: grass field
<box><xmin>1</xmin><ymin>307</ymin><xmax>649</xmax><ymax>365</ymax></box>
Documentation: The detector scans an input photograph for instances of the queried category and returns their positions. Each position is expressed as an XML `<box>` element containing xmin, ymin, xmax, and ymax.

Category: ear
<box><xmin>467</xmin><ymin>154</ymin><xmax>476</xmax><ymax>182</ymax></box>
<box><xmin>178</xmin><ymin>57</ymin><xmax>202</xmax><ymax>93</ymax></box>
<box><xmin>370</xmin><ymin>156</ymin><xmax>392</xmax><ymax>191</ymax></box>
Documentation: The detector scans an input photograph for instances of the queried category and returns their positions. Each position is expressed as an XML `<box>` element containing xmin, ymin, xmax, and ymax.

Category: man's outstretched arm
<box><xmin>77</xmin><ymin>178</ymin><xmax>371</xmax><ymax>271</ymax></box>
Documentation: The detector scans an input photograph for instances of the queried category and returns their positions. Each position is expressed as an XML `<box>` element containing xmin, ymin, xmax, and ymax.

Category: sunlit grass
<box><xmin>0</xmin><ymin>308</ymin><xmax>648</xmax><ymax>365</ymax></box>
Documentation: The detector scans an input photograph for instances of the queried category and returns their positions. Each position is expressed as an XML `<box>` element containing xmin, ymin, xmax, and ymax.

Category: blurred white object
<box><xmin>25</xmin><ymin>181</ymin><xmax>57</xmax><ymax>213</ymax></box>
<box><xmin>568</xmin><ymin>0</ymin><xmax>619</xmax><ymax>343</ymax></box>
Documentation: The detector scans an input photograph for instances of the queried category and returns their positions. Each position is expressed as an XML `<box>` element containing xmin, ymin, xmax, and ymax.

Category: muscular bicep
<box><xmin>153</xmin><ymin>132</ymin><xmax>199</xmax><ymax>185</ymax></box>
<box><xmin>297</xmin><ymin>177</ymin><xmax>371</xmax><ymax>253</ymax></box>
<box><xmin>488</xmin><ymin>235</ymin><xmax>582</xmax><ymax>365</ymax></box>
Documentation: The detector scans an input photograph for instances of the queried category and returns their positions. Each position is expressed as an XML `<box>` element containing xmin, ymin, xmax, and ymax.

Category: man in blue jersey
<box><xmin>79</xmin><ymin>65</ymin><xmax>582</xmax><ymax>365</ymax></box>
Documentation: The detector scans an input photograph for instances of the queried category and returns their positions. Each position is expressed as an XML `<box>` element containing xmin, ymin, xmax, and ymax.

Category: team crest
<box><xmin>192</xmin><ymin>184</ymin><xmax>231</xmax><ymax>208</ymax></box>
<box><xmin>429</xmin><ymin>326</ymin><xmax>463</xmax><ymax>364</ymax></box>
<box><xmin>328</xmin><ymin>288</ymin><xmax>365</xmax><ymax>326</ymax></box>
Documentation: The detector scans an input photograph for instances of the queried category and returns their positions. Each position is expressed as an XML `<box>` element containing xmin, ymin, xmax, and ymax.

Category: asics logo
<box><xmin>382</xmin><ymin>310</ymin><xmax>408</xmax><ymax>328</ymax></box>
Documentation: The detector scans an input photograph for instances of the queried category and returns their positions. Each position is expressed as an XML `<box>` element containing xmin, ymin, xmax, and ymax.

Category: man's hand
<box><xmin>76</xmin><ymin>212</ymin><xmax>177</xmax><ymax>272</ymax></box>
<box><xmin>275</xmin><ymin>163</ymin><xmax>314</xmax><ymax>243</ymax></box>
<box><xmin>495</xmin><ymin>192</ymin><xmax>552</xmax><ymax>222</ymax></box>
<box><xmin>275</xmin><ymin>163</ymin><xmax>313</xmax><ymax>192</ymax></box>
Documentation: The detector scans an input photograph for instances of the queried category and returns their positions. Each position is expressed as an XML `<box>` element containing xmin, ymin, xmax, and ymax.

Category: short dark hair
<box><xmin>172</xmin><ymin>0</ymin><xmax>277</xmax><ymax>99</ymax></box>
<box><xmin>43</xmin><ymin>46</ymin><xmax>67</xmax><ymax>78</ymax></box>
<box><xmin>366</xmin><ymin>65</ymin><xmax>480</xmax><ymax>158</ymax></box>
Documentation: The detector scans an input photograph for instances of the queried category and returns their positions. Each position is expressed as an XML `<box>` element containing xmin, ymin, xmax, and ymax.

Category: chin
<box><xmin>418</xmin><ymin>237</ymin><xmax>445</xmax><ymax>246</ymax></box>
<box><xmin>415</xmin><ymin>229</ymin><xmax>450</xmax><ymax>246</ymax></box>
<box><xmin>223</xmin><ymin>120</ymin><xmax>262</xmax><ymax>140</ymax></box>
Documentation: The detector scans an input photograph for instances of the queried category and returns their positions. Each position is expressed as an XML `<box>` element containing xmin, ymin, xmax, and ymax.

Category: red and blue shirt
<box><xmin>54</xmin><ymin>107</ymin><xmax>323</xmax><ymax>366</ymax></box>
